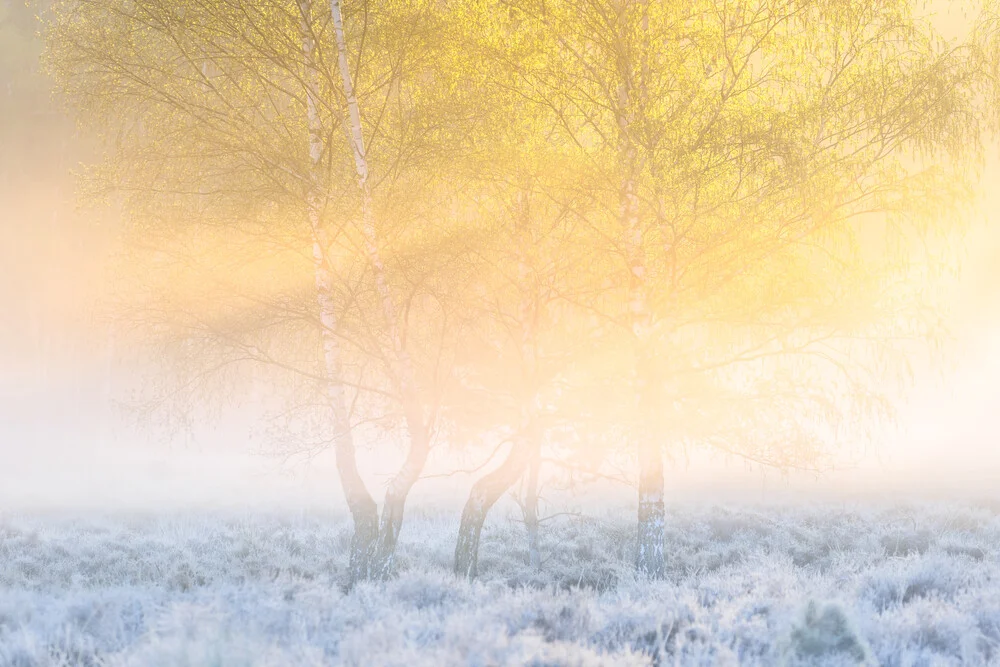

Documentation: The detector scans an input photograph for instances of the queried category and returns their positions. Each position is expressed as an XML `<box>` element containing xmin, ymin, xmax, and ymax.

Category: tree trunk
<box><xmin>370</xmin><ymin>494</ymin><xmax>405</xmax><ymax>579</ymax></box>
<box><xmin>330</xmin><ymin>0</ymin><xmax>430</xmax><ymax>579</ymax></box>
<box><xmin>617</xmin><ymin>47</ymin><xmax>665</xmax><ymax>576</ymax></box>
<box><xmin>454</xmin><ymin>490</ymin><xmax>489</xmax><ymax>580</ymax></box>
<box><xmin>621</xmin><ymin>158</ymin><xmax>666</xmax><ymax>576</ymax></box>
<box><xmin>369</xmin><ymin>422</ymin><xmax>431</xmax><ymax>579</ymax></box>
<box><xmin>330</xmin><ymin>0</ymin><xmax>367</xmax><ymax>182</ymax></box>
<box><xmin>316</xmin><ymin>249</ymin><xmax>380</xmax><ymax>582</ymax></box>
<box><xmin>299</xmin><ymin>0</ymin><xmax>378</xmax><ymax>584</ymax></box>
<box><xmin>523</xmin><ymin>444</ymin><xmax>541</xmax><ymax>570</ymax></box>
<box><xmin>514</xmin><ymin>180</ymin><xmax>543</xmax><ymax>571</ymax></box>
<box><xmin>455</xmin><ymin>181</ymin><xmax>542</xmax><ymax>578</ymax></box>
<box><xmin>454</xmin><ymin>430</ymin><xmax>536</xmax><ymax>578</ymax></box>
<box><xmin>635</xmin><ymin>430</ymin><xmax>665</xmax><ymax>577</ymax></box>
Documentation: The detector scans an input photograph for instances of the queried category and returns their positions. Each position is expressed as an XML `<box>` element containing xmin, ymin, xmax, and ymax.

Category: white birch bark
<box><xmin>299</xmin><ymin>0</ymin><xmax>378</xmax><ymax>583</ymax></box>
<box><xmin>329</xmin><ymin>0</ymin><xmax>429</xmax><ymax>578</ymax></box>
<box><xmin>616</xmin><ymin>2</ymin><xmax>665</xmax><ymax>577</ymax></box>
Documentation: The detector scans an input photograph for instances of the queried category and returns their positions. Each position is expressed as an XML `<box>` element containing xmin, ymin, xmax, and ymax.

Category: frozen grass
<box><xmin>2</xmin><ymin>500</ymin><xmax>1000</xmax><ymax>665</ymax></box>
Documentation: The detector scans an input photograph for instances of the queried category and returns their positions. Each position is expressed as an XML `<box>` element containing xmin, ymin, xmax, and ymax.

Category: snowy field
<box><xmin>2</xmin><ymin>501</ymin><xmax>1000</xmax><ymax>666</ymax></box>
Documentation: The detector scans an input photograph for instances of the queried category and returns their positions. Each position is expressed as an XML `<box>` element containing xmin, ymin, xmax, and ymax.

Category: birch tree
<box><xmin>441</xmin><ymin>3</ymin><xmax>612</xmax><ymax>576</ymax></box>
<box><xmin>449</xmin><ymin>167</ymin><xmax>601</xmax><ymax>577</ymax></box>
<box><xmin>500</xmin><ymin>0</ymin><xmax>995</xmax><ymax>577</ymax></box>
<box><xmin>45</xmin><ymin>0</ymin><xmax>482</xmax><ymax>583</ymax></box>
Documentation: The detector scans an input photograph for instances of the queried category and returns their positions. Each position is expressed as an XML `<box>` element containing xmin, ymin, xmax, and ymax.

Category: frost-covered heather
<box><xmin>2</xmin><ymin>501</ymin><xmax>1000</xmax><ymax>666</ymax></box>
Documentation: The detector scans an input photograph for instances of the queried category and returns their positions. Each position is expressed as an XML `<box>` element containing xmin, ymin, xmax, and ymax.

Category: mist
<box><xmin>6</xmin><ymin>0</ymin><xmax>1000</xmax><ymax>664</ymax></box>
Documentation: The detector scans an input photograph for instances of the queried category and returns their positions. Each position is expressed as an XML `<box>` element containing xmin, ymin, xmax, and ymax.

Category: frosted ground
<box><xmin>2</xmin><ymin>501</ymin><xmax>1000</xmax><ymax>666</ymax></box>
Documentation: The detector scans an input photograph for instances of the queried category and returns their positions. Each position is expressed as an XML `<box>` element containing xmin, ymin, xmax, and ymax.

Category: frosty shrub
<box><xmin>784</xmin><ymin>601</ymin><xmax>872</xmax><ymax>665</ymax></box>
<box><xmin>1</xmin><ymin>501</ymin><xmax>999</xmax><ymax>665</ymax></box>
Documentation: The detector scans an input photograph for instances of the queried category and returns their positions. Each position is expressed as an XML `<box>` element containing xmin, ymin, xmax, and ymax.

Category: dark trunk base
<box><xmin>454</xmin><ymin>494</ymin><xmax>489</xmax><ymax>578</ymax></box>
<box><xmin>636</xmin><ymin>436</ymin><xmax>665</xmax><ymax>578</ymax></box>
<box><xmin>523</xmin><ymin>449</ymin><xmax>541</xmax><ymax>570</ymax></box>
<box><xmin>636</xmin><ymin>494</ymin><xmax>666</xmax><ymax>578</ymax></box>
<box><xmin>369</xmin><ymin>493</ymin><xmax>406</xmax><ymax>580</ymax></box>
<box><xmin>346</xmin><ymin>503</ymin><xmax>379</xmax><ymax>587</ymax></box>
<box><xmin>454</xmin><ymin>437</ymin><xmax>536</xmax><ymax>578</ymax></box>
